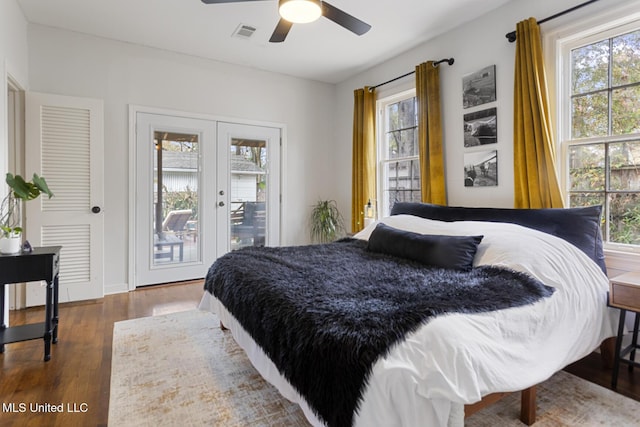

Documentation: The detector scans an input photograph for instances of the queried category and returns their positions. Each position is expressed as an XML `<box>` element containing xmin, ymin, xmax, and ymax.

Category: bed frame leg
<box><xmin>600</xmin><ymin>337</ymin><xmax>616</xmax><ymax>369</ymax></box>
<box><xmin>220</xmin><ymin>321</ymin><xmax>228</xmax><ymax>331</ymax></box>
<box><xmin>520</xmin><ymin>386</ymin><xmax>536</xmax><ymax>425</ymax></box>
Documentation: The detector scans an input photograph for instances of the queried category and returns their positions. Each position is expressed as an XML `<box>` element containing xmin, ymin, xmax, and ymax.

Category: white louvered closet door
<box><xmin>25</xmin><ymin>92</ymin><xmax>104</xmax><ymax>306</ymax></box>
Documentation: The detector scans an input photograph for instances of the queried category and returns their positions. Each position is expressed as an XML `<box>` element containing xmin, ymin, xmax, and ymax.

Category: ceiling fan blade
<box><xmin>321</xmin><ymin>1</ymin><xmax>371</xmax><ymax>36</ymax></box>
<box><xmin>201</xmin><ymin>0</ymin><xmax>267</xmax><ymax>4</ymax></box>
<box><xmin>269</xmin><ymin>19</ymin><xmax>293</xmax><ymax>43</ymax></box>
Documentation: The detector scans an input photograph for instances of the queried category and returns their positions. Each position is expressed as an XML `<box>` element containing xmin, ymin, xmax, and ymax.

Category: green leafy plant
<box><xmin>310</xmin><ymin>200</ymin><xmax>344</xmax><ymax>244</ymax></box>
<box><xmin>1</xmin><ymin>173</ymin><xmax>54</xmax><ymax>237</ymax></box>
<box><xmin>6</xmin><ymin>173</ymin><xmax>54</xmax><ymax>201</ymax></box>
<box><xmin>162</xmin><ymin>186</ymin><xmax>197</xmax><ymax>220</ymax></box>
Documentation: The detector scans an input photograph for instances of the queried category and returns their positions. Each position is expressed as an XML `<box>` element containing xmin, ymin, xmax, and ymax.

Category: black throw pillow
<box><xmin>367</xmin><ymin>223</ymin><xmax>483</xmax><ymax>271</ymax></box>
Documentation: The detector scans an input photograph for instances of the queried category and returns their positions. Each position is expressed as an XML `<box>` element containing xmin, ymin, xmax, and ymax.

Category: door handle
<box><xmin>91</xmin><ymin>206</ymin><xmax>101</xmax><ymax>214</ymax></box>
<box><xmin>218</xmin><ymin>201</ymin><xmax>225</xmax><ymax>207</ymax></box>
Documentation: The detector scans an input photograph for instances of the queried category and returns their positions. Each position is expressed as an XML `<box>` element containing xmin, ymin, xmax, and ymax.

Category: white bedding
<box><xmin>199</xmin><ymin>214</ymin><xmax>618</xmax><ymax>426</ymax></box>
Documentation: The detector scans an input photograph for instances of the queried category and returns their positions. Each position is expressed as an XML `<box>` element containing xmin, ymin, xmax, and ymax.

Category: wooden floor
<box><xmin>1</xmin><ymin>281</ymin><xmax>639</xmax><ymax>427</ymax></box>
<box><xmin>0</xmin><ymin>281</ymin><xmax>204</xmax><ymax>427</ymax></box>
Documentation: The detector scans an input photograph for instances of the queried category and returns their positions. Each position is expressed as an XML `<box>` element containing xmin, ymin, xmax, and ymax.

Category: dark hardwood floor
<box><xmin>0</xmin><ymin>280</ymin><xmax>204</xmax><ymax>427</ymax></box>
<box><xmin>1</xmin><ymin>281</ymin><xmax>638</xmax><ymax>426</ymax></box>
<box><xmin>565</xmin><ymin>349</ymin><xmax>640</xmax><ymax>402</ymax></box>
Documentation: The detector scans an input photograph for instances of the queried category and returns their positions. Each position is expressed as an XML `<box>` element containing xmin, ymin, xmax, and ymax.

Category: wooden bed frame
<box><xmin>464</xmin><ymin>387</ymin><xmax>536</xmax><ymax>424</ymax></box>
<box><xmin>464</xmin><ymin>337</ymin><xmax>616</xmax><ymax>424</ymax></box>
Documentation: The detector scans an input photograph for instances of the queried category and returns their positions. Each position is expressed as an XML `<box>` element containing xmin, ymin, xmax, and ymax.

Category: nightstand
<box><xmin>609</xmin><ymin>271</ymin><xmax>640</xmax><ymax>389</ymax></box>
<box><xmin>0</xmin><ymin>246</ymin><xmax>61</xmax><ymax>361</ymax></box>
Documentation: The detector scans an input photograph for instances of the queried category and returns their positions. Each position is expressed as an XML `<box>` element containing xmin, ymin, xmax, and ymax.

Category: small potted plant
<box><xmin>310</xmin><ymin>200</ymin><xmax>345</xmax><ymax>244</ymax></box>
<box><xmin>0</xmin><ymin>173</ymin><xmax>54</xmax><ymax>254</ymax></box>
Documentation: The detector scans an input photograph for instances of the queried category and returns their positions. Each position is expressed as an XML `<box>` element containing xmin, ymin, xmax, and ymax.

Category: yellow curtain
<box><xmin>513</xmin><ymin>18</ymin><xmax>564</xmax><ymax>208</ymax></box>
<box><xmin>416</xmin><ymin>62</ymin><xmax>447</xmax><ymax>205</ymax></box>
<box><xmin>351</xmin><ymin>87</ymin><xmax>376</xmax><ymax>233</ymax></box>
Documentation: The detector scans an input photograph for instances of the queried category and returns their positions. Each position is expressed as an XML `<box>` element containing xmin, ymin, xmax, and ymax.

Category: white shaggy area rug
<box><xmin>109</xmin><ymin>310</ymin><xmax>640</xmax><ymax>426</ymax></box>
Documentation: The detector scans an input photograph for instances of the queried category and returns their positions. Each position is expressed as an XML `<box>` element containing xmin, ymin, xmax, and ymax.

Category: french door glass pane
<box><xmin>230</xmin><ymin>138</ymin><xmax>267</xmax><ymax>250</ymax></box>
<box><xmin>153</xmin><ymin>131</ymin><xmax>199</xmax><ymax>265</ymax></box>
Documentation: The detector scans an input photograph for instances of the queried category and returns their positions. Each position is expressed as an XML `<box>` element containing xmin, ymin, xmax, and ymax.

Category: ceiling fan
<box><xmin>201</xmin><ymin>0</ymin><xmax>371</xmax><ymax>43</ymax></box>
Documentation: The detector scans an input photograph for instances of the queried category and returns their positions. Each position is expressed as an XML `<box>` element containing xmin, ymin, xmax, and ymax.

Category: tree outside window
<box><xmin>568</xmin><ymin>28</ymin><xmax>640</xmax><ymax>246</ymax></box>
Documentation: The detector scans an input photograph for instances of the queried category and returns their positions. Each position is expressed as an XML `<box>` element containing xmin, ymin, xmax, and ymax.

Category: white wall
<box><xmin>27</xmin><ymin>24</ymin><xmax>336</xmax><ymax>292</ymax></box>
<box><xmin>1</xmin><ymin>0</ymin><xmax>29</xmax><ymax>322</ymax></box>
<box><xmin>0</xmin><ymin>0</ymin><xmax>29</xmax><ymax>190</ymax></box>
<box><xmin>0</xmin><ymin>0</ymin><xmax>29</xmax><ymax>86</ymax></box>
<box><xmin>333</xmin><ymin>0</ymin><xmax>635</xmax><ymax>230</ymax></box>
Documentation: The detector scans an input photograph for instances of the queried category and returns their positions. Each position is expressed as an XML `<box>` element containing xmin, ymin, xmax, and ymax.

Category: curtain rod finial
<box><xmin>432</xmin><ymin>58</ymin><xmax>455</xmax><ymax>67</ymax></box>
<box><xmin>506</xmin><ymin>31</ymin><xmax>516</xmax><ymax>43</ymax></box>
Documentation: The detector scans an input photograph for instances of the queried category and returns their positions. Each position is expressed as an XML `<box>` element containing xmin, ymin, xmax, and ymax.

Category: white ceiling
<box><xmin>17</xmin><ymin>0</ymin><xmax>516</xmax><ymax>84</ymax></box>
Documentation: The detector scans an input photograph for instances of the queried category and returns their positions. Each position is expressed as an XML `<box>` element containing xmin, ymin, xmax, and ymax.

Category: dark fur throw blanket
<box><xmin>204</xmin><ymin>238</ymin><xmax>554</xmax><ymax>427</ymax></box>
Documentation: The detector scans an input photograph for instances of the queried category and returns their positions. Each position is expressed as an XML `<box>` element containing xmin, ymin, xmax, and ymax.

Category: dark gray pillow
<box><xmin>390</xmin><ymin>202</ymin><xmax>606</xmax><ymax>274</ymax></box>
<box><xmin>367</xmin><ymin>223</ymin><xmax>483</xmax><ymax>271</ymax></box>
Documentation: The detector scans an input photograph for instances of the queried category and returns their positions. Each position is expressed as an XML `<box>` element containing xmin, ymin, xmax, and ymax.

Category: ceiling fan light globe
<box><xmin>278</xmin><ymin>0</ymin><xmax>322</xmax><ymax>24</ymax></box>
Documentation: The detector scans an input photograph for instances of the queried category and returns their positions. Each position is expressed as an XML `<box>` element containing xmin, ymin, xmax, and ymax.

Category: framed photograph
<box><xmin>462</xmin><ymin>65</ymin><xmax>496</xmax><ymax>109</ymax></box>
<box><xmin>464</xmin><ymin>150</ymin><xmax>498</xmax><ymax>187</ymax></box>
<box><xmin>464</xmin><ymin>107</ymin><xmax>497</xmax><ymax>147</ymax></box>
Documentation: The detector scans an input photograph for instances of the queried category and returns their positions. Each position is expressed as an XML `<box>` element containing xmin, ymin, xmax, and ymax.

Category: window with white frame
<box><xmin>377</xmin><ymin>89</ymin><xmax>421</xmax><ymax>217</ymax></box>
<box><xmin>560</xmin><ymin>20</ymin><xmax>640</xmax><ymax>249</ymax></box>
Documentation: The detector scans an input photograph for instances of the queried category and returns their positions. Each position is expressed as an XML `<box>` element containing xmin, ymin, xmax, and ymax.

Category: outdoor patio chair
<box><xmin>162</xmin><ymin>209</ymin><xmax>192</xmax><ymax>238</ymax></box>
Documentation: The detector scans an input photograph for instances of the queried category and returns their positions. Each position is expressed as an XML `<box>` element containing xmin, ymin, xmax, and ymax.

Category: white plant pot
<box><xmin>0</xmin><ymin>235</ymin><xmax>22</xmax><ymax>254</ymax></box>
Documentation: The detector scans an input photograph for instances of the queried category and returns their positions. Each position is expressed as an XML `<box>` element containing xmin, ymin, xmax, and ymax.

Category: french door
<box><xmin>216</xmin><ymin>122</ymin><xmax>281</xmax><ymax>256</ymax></box>
<box><xmin>134</xmin><ymin>112</ymin><xmax>280</xmax><ymax>286</ymax></box>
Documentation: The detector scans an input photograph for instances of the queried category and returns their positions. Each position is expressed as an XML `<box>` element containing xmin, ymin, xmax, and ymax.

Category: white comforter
<box><xmin>200</xmin><ymin>215</ymin><xmax>617</xmax><ymax>427</ymax></box>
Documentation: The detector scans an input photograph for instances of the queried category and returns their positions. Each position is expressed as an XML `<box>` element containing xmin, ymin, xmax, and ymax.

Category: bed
<box><xmin>199</xmin><ymin>203</ymin><xmax>618</xmax><ymax>427</ymax></box>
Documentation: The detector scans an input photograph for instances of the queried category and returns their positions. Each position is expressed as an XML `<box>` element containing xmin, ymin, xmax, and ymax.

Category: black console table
<box><xmin>0</xmin><ymin>246</ymin><xmax>61</xmax><ymax>361</ymax></box>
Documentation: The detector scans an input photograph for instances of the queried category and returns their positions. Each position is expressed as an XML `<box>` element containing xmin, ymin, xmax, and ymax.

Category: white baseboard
<box><xmin>104</xmin><ymin>282</ymin><xmax>129</xmax><ymax>295</ymax></box>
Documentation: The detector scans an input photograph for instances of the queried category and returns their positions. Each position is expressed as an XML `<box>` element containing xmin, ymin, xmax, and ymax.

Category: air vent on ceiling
<box><xmin>233</xmin><ymin>24</ymin><xmax>257</xmax><ymax>39</ymax></box>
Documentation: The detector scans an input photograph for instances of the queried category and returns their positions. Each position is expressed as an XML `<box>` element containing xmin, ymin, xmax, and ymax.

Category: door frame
<box><xmin>6</xmin><ymin>75</ymin><xmax>25</xmax><ymax>310</ymax></box>
<box><xmin>3</xmin><ymin>72</ymin><xmax>27</xmax><ymax>318</ymax></box>
<box><xmin>127</xmin><ymin>105</ymin><xmax>286</xmax><ymax>290</ymax></box>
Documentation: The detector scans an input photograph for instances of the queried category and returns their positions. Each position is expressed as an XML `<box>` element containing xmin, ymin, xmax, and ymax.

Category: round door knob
<box><xmin>219</xmin><ymin>190</ymin><xmax>225</xmax><ymax>196</ymax></box>
<box><xmin>218</xmin><ymin>201</ymin><xmax>225</xmax><ymax>207</ymax></box>
<box><xmin>91</xmin><ymin>206</ymin><xmax>101</xmax><ymax>214</ymax></box>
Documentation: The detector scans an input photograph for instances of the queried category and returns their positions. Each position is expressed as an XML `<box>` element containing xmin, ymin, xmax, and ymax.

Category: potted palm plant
<box><xmin>0</xmin><ymin>173</ymin><xmax>54</xmax><ymax>254</ymax></box>
<box><xmin>310</xmin><ymin>199</ymin><xmax>345</xmax><ymax>244</ymax></box>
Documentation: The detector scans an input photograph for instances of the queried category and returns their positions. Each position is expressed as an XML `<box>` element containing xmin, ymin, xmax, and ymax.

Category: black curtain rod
<box><xmin>506</xmin><ymin>0</ymin><xmax>600</xmax><ymax>42</ymax></box>
<box><xmin>369</xmin><ymin>58</ymin><xmax>454</xmax><ymax>91</ymax></box>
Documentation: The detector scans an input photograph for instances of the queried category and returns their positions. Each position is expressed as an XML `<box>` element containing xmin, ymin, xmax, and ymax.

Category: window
<box><xmin>377</xmin><ymin>90</ymin><xmax>420</xmax><ymax>217</ymax></box>
<box><xmin>561</xmin><ymin>21</ymin><xmax>640</xmax><ymax>249</ymax></box>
